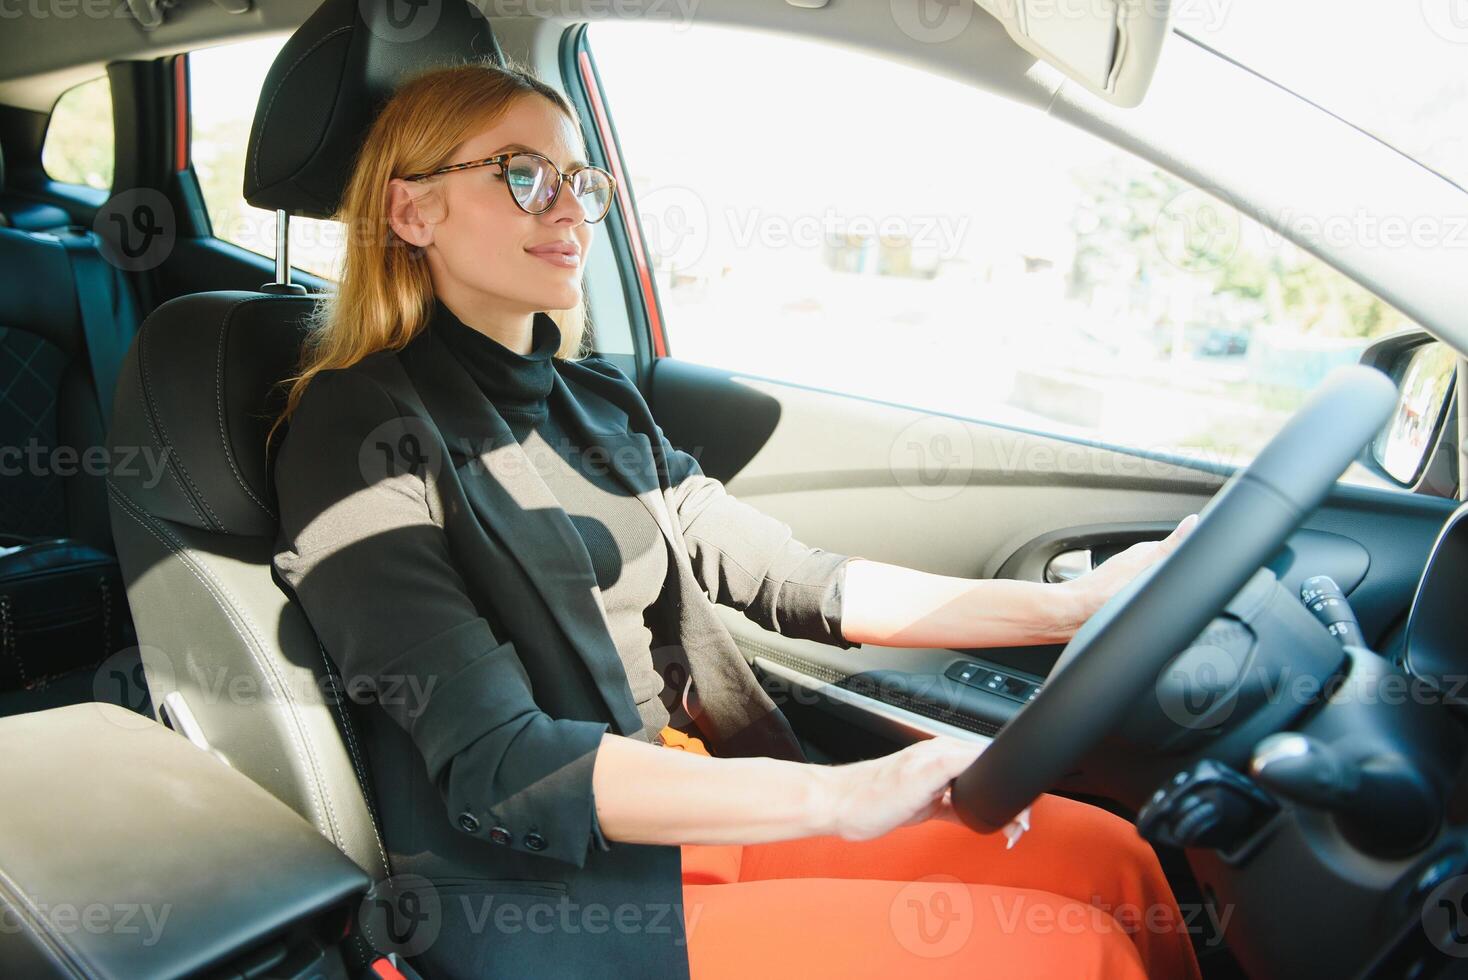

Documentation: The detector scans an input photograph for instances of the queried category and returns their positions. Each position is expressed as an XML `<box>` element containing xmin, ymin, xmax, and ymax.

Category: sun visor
<box><xmin>975</xmin><ymin>0</ymin><xmax>1173</xmax><ymax>107</ymax></box>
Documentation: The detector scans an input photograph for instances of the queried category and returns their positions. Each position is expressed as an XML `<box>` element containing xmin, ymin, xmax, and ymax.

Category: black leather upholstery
<box><xmin>0</xmin><ymin>142</ymin><xmax>144</xmax><ymax>698</ymax></box>
<box><xmin>244</xmin><ymin>0</ymin><xmax>503</xmax><ymax>220</ymax></box>
<box><xmin>0</xmin><ymin>149</ymin><xmax>71</xmax><ymax>232</ymax></box>
<box><xmin>105</xmin><ymin>291</ymin><xmax>395</xmax><ymax>963</ymax></box>
<box><xmin>0</xmin><ymin>226</ymin><xmax>111</xmax><ymax>545</ymax></box>
<box><xmin>107</xmin><ymin>2</ymin><xmax>510</xmax><ymax>969</ymax></box>
<box><xmin>107</xmin><ymin>292</ymin><xmax>305</xmax><ymax>537</ymax></box>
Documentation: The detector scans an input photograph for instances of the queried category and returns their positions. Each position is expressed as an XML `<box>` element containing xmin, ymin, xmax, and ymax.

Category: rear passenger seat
<box><xmin>0</xmin><ymin>146</ymin><xmax>145</xmax><ymax>717</ymax></box>
<box><xmin>0</xmin><ymin>145</ymin><xmax>71</xmax><ymax>234</ymax></box>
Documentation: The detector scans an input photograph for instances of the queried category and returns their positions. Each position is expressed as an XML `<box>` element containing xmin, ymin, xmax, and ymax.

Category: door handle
<box><xmin>1044</xmin><ymin>549</ymin><xmax>1093</xmax><ymax>584</ymax></box>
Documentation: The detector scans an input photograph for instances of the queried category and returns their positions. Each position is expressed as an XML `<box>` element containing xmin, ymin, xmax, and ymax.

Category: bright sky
<box><xmin>1177</xmin><ymin>0</ymin><xmax>1468</xmax><ymax>188</ymax></box>
<box><xmin>186</xmin><ymin>11</ymin><xmax>1467</xmax><ymax>192</ymax></box>
<box><xmin>189</xmin><ymin>33</ymin><xmax>289</xmax><ymax>121</ymax></box>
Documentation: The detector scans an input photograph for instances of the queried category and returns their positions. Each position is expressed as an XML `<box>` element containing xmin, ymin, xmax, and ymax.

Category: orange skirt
<box><xmin>659</xmin><ymin>725</ymin><xmax>1201</xmax><ymax>980</ymax></box>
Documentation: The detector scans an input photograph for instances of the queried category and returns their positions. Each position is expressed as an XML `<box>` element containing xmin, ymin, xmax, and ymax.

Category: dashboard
<box><xmin>1402</xmin><ymin>500</ymin><xmax>1468</xmax><ymax>706</ymax></box>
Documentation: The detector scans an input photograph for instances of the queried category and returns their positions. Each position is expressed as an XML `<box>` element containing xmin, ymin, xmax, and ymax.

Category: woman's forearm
<box><xmin>591</xmin><ymin>732</ymin><xmax>834</xmax><ymax>846</ymax></box>
<box><xmin>590</xmin><ymin>731</ymin><xmax>988</xmax><ymax>848</ymax></box>
<box><xmin>839</xmin><ymin>557</ymin><xmax>1090</xmax><ymax>649</ymax></box>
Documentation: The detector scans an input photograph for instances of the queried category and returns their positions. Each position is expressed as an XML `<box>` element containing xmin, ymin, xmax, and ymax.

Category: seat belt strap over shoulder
<box><xmin>55</xmin><ymin>227</ymin><xmax>133</xmax><ymax>421</ymax></box>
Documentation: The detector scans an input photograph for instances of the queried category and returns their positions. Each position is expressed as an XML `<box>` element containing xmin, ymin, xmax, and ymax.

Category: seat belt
<box><xmin>55</xmin><ymin>228</ymin><xmax>134</xmax><ymax>421</ymax></box>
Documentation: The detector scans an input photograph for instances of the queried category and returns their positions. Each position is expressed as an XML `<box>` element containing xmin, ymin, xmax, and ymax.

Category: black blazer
<box><xmin>271</xmin><ymin>318</ymin><xmax>861</xmax><ymax>978</ymax></box>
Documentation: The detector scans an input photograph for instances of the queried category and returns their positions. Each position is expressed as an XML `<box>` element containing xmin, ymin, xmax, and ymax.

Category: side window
<box><xmin>42</xmin><ymin>76</ymin><xmax>114</xmax><ymax>190</ymax></box>
<box><xmin>189</xmin><ymin>36</ymin><xmax>344</xmax><ymax>280</ymax></box>
<box><xmin>588</xmin><ymin>23</ymin><xmax>1419</xmax><ymax>476</ymax></box>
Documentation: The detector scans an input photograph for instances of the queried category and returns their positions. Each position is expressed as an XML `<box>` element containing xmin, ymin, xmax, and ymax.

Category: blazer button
<box><xmin>489</xmin><ymin>825</ymin><xmax>512</xmax><ymax>846</ymax></box>
<box><xmin>523</xmin><ymin>831</ymin><xmax>547</xmax><ymax>851</ymax></box>
<box><xmin>457</xmin><ymin>811</ymin><xmax>480</xmax><ymax>833</ymax></box>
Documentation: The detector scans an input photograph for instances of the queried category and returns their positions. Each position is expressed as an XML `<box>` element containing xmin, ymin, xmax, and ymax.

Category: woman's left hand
<box><xmin>1060</xmin><ymin>513</ymin><xmax>1199</xmax><ymax>628</ymax></box>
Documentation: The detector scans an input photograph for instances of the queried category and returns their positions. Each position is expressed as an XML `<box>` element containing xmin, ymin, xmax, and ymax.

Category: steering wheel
<box><xmin>950</xmin><ymin>365</ymin><xmax>1401</xmax><ymax>833</ymax></box>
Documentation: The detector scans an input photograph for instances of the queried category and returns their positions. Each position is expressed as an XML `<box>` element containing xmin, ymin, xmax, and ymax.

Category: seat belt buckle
<box><xmin>368</xmin><ymin>952</ymin><xmax>426</xmax><ymax>980</ymax></box>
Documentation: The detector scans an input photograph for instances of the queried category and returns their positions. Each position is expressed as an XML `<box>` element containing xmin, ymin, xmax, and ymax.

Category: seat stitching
<box><xmin>141</xmin><ymin>304</ymin><xmax>225</xmax><ymax>527</ymax></box>
<box><xmin>315</xmin><ymin>640</ymin><xmax>391</xmax><ymax>878</ymax></box>
<box><xmin>250</xmin><ymin>25</ymin><xmax>354</xmax><ymax>192</ymax></box>
<box><xmin>214</xmin><ymin>300</ymin><xmax>279</xmax><ymax>520</ymax></box>
<box><xmin>105</xmin><ymin>481</ymin><xmax>338</xmax><ymax>841</ymax></box>
<box><xmin>136</xmin><ymin>318</ymin><xmax>209</xmax><ymax>528</ymax></box>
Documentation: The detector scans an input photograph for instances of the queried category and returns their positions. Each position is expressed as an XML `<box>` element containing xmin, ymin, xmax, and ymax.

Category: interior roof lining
<box><xmin>4</xmin><ymin>1</ymin><xmax>1465</xmax><ymax>357</ymax></box>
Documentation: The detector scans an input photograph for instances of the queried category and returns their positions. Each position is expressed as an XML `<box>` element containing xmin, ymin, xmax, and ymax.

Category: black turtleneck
<box><xmin>431</xmin><ymin>298</ymin><xmax>674</xmax><ymax>742</ymax></box>
<box><xmin>432</xmin><ymin>298</ymin><xmax>560</xmax><ymax>425</ymax></box>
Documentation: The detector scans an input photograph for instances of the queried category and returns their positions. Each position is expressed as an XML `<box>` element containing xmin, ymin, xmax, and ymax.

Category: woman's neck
<box><xmin>433</xmin><ymin>288</ymin><xmax>535</xmax><ymax>355</ymax></box>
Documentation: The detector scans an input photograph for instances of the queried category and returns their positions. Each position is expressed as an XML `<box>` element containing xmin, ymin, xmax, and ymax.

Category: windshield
<box><xmin>1176</xmin><ymin>0</ymin><xmax>1468</xmax><ymax>191</ymax></box>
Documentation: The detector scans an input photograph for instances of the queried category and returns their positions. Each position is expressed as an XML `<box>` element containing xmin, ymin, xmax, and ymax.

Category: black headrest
<box><xmin>243</xmin><ymin>0</ymin><xmax>504</xmax><ymax>220</ymax></box>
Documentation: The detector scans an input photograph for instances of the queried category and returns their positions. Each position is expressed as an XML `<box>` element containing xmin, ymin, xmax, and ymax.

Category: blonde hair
<box><xmin>266</xmin><ymin>58</ymin><xmax>592</xmax><ymax>455</ymax></box>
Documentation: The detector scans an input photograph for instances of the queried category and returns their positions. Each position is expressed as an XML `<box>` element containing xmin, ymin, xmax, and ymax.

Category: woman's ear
<box><xmin>386</xmin><ymin>178</ymin><xmax>436</xmax><ymax>250</ymax></box>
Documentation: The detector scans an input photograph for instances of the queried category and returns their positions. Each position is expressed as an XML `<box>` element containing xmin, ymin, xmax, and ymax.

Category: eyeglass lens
<box><xmin>506</xmin><ymin>154</ymin><xmax>613</xmax><ymax>219</ymax></box>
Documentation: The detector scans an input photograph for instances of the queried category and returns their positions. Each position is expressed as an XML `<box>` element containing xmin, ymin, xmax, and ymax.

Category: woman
<box><xmin>269</xmin><ymin>58</ymin><xmax>1203</xmax><ymax>980</ymax></box>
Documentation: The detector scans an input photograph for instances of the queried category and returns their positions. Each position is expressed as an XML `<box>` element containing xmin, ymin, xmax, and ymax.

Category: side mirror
<box><xmin>1358</xmin><ymin>331</ymin><xmax>1457</xmax><ymax>490</ymax></box>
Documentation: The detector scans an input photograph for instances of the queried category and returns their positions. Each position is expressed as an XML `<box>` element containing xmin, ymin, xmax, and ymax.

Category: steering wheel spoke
<box><xmin>951</xmin><ymin>365</ymin><xmax>1400</xmax><ymax>833</ymax></box>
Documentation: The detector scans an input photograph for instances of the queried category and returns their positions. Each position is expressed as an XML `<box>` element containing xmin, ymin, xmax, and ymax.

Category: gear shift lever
<box><xmin>1250</xmin><ymin>733</ymin><xmax>1438</xmax><ymax>857</ymax></box>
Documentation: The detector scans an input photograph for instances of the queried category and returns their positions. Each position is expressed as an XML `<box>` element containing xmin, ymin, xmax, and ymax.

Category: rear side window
<box><xmin>189</xmin><ymin>36</ymin><xmax>345</xmax><ymax>280</ymax></box>
<box><xmin>41</xmin><ymin>76</ymin><xmax>114</xmax><ymax>190</ymax></box>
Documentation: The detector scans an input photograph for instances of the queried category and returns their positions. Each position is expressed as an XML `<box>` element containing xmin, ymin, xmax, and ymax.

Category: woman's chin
<box><xmin>536</xmin><ymin>282</ymin><xmax>583</xmax><ymax>313</ymax></box>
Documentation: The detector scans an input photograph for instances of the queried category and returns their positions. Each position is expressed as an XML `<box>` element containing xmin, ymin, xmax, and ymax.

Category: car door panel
<box><xmin>650</xmin><ymin>358</ymin><xmax>1455</xmax><ymax>755</ymax></box>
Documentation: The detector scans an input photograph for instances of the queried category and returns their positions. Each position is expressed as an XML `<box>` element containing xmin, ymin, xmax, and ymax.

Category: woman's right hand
<box><xmin>815</xmin><ymin>735</ymin><xmax>989</xmax><ymax>841</ymax></box>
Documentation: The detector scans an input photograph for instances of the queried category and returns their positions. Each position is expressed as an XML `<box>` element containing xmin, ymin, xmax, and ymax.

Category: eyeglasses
<box><xmin>402</xmin><ymin>151</ymin><xmax>616</xmax><ymax>224</ymax></box>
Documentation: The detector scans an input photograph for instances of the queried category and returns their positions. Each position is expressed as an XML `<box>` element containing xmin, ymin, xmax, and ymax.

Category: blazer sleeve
<box><xmin>271</xmin><ymin>368</ymin><xmax>612</xmax><ymax>869</ymax></box>
<box><xmin>581</xmin><ymin>357</ymin><xmax>862</xmax><ymax>650</ymax></box>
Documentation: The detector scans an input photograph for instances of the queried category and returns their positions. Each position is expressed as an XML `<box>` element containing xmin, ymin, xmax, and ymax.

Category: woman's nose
<box><xmin>544</xmin><ymin>179</ymin><xmax>589</xmax><ymax>225</ymax></box>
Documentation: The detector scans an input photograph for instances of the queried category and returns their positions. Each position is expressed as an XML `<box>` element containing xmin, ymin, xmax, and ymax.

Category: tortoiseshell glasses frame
<box><xmin>401</xmin><ymin>151</ymin><xmax>616</xmax><ymax>224</ymax></box>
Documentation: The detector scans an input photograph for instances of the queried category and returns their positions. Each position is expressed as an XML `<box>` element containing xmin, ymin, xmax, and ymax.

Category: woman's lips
<box><xmin>526</xmin><ymin>243</ymin><xmax>581</xmax><ymax>269</ymax></box>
